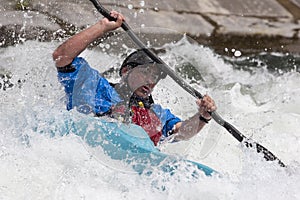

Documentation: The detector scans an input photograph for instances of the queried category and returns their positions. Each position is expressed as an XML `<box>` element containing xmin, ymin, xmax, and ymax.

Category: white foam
<box><xmin>0</xmin><ymin>40</ymin><xmax>299</xmax><ymax>200</ymax></box>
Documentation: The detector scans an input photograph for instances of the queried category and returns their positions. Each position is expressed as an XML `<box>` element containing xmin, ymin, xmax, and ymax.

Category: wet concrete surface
<box><xmin>0</xmin><ymin>0</ymin><xmax>300</xmax><ymax>55</ymax></box>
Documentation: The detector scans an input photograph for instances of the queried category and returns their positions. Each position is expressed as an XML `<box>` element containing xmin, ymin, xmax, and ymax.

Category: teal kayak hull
<box><xmin>52</xmin><ymin>115</ymin><xmax>216</xmax><ymax>176</ymax></box>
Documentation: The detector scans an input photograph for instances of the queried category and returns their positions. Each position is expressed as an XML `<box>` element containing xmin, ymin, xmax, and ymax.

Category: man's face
<box><xmin>125</xmin><ymin>65</ymin><xmax>164</xmax><ymax>98</ymax></box>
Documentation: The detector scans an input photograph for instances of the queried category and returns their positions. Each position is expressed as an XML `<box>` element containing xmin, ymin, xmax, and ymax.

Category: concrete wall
<box><xmin>1</xmin><ymin>0</ymin><xmax>300</xmax><ymax>55</ymax></box>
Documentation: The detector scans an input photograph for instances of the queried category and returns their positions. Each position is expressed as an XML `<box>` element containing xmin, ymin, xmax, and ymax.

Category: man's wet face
<box><xmin>125</xmin><ymin>65</ymin><xmax>164</xmax><ymax>98</ymax></box>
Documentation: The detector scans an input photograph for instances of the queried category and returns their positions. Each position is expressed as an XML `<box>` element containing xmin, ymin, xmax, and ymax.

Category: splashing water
<box><xmin>0</xmin><ymin>39</ymin><xmax>300</xmax><ymax>200</ymax></box>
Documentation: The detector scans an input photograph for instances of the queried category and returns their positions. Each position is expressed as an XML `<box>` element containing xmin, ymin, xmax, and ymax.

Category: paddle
<box><xmin>89</xmin><ymin>0</ymin><xmax>286</xmax><ymax>167</ymax></box>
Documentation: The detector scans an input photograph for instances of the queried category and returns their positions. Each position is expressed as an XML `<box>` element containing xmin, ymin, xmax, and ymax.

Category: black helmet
<box><xmin>119</xmin><ymin>49</ymin><xmax>155</xmax><ymax>76</ymax></box>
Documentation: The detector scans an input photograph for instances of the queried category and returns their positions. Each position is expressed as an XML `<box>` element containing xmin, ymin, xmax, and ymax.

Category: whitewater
<box><xmin>0</xmin><ymin>38</ymin><xmax>300</xmax><ymax>199</ymax></box>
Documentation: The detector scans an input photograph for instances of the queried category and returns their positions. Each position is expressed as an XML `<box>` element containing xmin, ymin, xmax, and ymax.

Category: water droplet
<box><xmin>105</xmin><ymin>44</ymin><xmax>110</xmax><ymax>49</ymax></box>
<box><xmin>128</xmin><ymin>4</ymin><xmax>133</xmax><ymax>9</ymax></box>
<box><xmin>234</xmin><ymin>50</ymin><xmax>242</xmax><ymax>57</ymax></box>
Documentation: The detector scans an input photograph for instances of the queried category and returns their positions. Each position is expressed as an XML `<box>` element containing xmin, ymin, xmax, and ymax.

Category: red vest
<box><xmin>131</xmin><ymin>105</ymin><xmax>162</xmax><ymax>146</ymax></box>
<box><xmin>112</xmin><ymin>104</ymin><xmax>162</xmax><ymax>146</ymax></box>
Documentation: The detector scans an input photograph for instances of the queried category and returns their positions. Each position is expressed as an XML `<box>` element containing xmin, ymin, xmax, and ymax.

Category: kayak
<box><xmin>49</xmin><ymin>113</ymin><xmax>216</xmax><ymax>176</ymax></box>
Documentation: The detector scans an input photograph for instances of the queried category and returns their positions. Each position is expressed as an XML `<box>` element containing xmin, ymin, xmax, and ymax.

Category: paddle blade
<box><xmin>221</xmin><ymin>118</ymin><xmax>286</xmax><ymax>167</ymax></box>
<box><xmin>244</xmin><ymin>139</ymin><xmax>286</xmax><ymax>167</ymax></box>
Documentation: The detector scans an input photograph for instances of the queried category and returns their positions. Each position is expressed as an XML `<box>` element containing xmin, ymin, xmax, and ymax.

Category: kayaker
<box><xmin>52</xmin><ymin>11</ymin><xmax>217</xmax><ymax>146</ymax></box>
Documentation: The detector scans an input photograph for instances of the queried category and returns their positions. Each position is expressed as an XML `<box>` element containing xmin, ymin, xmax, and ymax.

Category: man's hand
<box><xmin>101</xmin><ymin>11</ymin><xmax>125</xmax><ymax>32</ymax></box>
<box><xmin>196</xmin><ymin>95</ymin><xmax>217</xmax><ymax>120</ymax></box>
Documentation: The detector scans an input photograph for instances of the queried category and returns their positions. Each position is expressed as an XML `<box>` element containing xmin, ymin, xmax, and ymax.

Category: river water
<box><xmin>0</xmin><ymin>38</ymin><xmax>300</xmax><ymax>199</ymax></box>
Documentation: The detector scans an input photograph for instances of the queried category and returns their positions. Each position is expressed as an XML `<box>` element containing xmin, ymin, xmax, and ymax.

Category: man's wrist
<box><xmin>199</xmin><ymin>115</ymin><xmax>211</xmax><ymax>123</ymax></box>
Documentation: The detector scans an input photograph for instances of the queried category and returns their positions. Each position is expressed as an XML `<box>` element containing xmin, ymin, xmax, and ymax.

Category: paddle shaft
<box><xmin>89</xmin><ymin>0</ymin><xmax>285</xmax><ymax>167</ymax></box>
